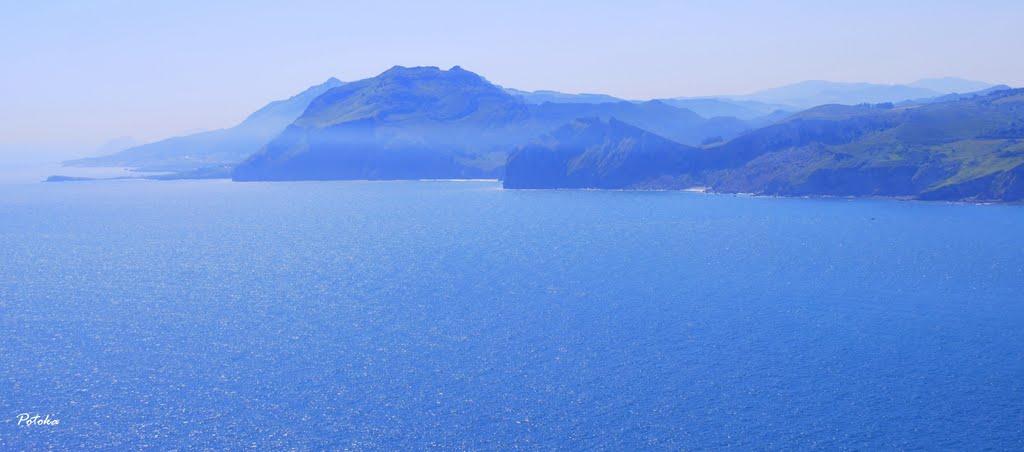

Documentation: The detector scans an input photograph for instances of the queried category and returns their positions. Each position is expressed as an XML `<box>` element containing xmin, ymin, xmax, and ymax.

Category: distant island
<box><xmin>56</xmin><ymin>66</ymin><xmax>1024</xmax><ymax>202</ymax></box>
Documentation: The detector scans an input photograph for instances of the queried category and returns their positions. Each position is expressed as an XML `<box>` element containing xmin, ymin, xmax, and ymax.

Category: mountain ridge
<box><xmin>232</xmin><ymin>66</ymin><xmax>753</xmax><ymax>181</ymax></box>
<box><xmin>513</xmin><ymin>88</ymin><xmax>1024</xmax><ymax>202</ymax></box>
<box><xmin>504</xmin><ymin>117</ymin><xmax>699</xmax><ymax>189</ymax></box>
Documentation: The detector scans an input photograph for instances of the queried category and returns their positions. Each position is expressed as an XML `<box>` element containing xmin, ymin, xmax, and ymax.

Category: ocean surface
<box><xmin>1</xmin><ymin>179</ymin><xmax>1022</xmax><ymax>449</ymax></box>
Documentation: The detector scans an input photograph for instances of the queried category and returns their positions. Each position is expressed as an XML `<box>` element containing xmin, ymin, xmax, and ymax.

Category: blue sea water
<box><xmin>1</xmin><ymin>179</ymin><xmax>1022</xmax><ymax>449</ymax></box>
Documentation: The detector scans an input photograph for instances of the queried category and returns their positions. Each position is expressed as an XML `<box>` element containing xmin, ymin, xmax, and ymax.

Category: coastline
<box><xmin>40</xmin><ymin>175</ymin><xmax>1021</xmax><ymax>205</ymax></box>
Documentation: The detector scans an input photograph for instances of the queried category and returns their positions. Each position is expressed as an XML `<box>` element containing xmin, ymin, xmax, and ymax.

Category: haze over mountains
<box><xmin>67</xmin><ymin>78</ymin><xmax>345</xmax><ymax>172</ymax></box>
<box><xmin>507</xmin><ymin>77</ymin><xmax>997</xmax><ymax>120</ymax></box>
<box><xmin>663</xmin><ymin>77</ymin><xmax>998</xmax><ymax>116</ymax></box>
<box><xmin>61</xmin><ymin>66</ymin><xmax>1021</xmax><ymax>201</ymax></box>
<box><xmin>730</xmin><ymin>80</ymin><xmax>942</xmax><ymax>109</ymax></box>
<box><xmin>504</xmin><ymin>88</ymin><xmax>624</xmax><ymax>105</ymax></box>
<box><xmin>232</xmin><ymin>66</ymin><xmax>762</xmax><ymax>181</ymax></box>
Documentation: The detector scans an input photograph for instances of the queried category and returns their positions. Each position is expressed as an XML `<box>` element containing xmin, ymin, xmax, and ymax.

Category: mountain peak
<box><xmin>373</xmin><ymin>65</ymin><xmax>488</xmax><ymax>83</ymax></box>
<box><xmin>378</xmin><ymin>65</ymin><xmax>443</xmax><ymax>79</ymax></box>
<box><xmin>284</xmin><ymin>64</ymin><xmax>525</xmax><ymax>131</ymax></box>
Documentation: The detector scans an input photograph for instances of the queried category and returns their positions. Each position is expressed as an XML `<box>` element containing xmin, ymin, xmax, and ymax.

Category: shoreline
<box><xmin>40</xmin><ymin>175</ymin><xmax>1020</xmax><ymax>205</ymax></box>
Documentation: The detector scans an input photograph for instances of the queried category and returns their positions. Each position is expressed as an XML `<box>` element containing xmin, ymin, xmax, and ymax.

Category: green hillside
<box><xmin>703</xmin><ymin>89</ymin><xmax>1024</xmax><ymax>201</ymax></box>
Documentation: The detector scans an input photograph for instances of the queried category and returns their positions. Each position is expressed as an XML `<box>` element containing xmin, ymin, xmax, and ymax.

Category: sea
<box><xmin>1</xmin><ymin>179</ymin><xmax>1022</xmax><ymax>449</ymax></box>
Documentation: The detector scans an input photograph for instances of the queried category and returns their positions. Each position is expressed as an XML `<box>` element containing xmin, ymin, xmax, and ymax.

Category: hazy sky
<box><xmin>2</xmin><ymin>0</ymin><xmax>1022</xmax><ymax>152</ymax></box>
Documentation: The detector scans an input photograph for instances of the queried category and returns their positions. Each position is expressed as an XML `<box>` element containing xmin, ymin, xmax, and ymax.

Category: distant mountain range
<box><xmin>504</xmin><ymin>78</ymin><xmax>998</xmax><ymax>117</ymax></box>
<box><xmin>895</xmin><ymin>85</ymin><xmax>1012</xmax><ymax>107</ymax></box>
<box><xmin>907</xmin><ymin>77</ymin><xmax>995</xmax><ymax>94</ymax></box>
<box><xmin>657</xmin><ymin>98</ymin><xmax>791</xmax><ymax>120</ymax></box>
<box><xmin>730</xmin><ymin>80</ymin><xmax>941</xmax><ymax>109</ymax></box>
<box><xmin>504</xmin><ymin>88</ymin><xmax>624</xmax><ymax>105</ymax></box>
<box><xmin>58</xmin><ymin>67</ymin><xmax>1022</xmax><ymax>201</ymax></box>
<box><xmin>723</xmin><ymin>78</ymin><xmax>996</xmax><ymax>110</ymax></box>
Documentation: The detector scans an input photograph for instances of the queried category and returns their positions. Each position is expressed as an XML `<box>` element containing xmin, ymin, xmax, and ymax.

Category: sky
<box><xmin>1</xmin><ymin>0</ymin><xmax>1023</xmax><ymax>155</ymax></box>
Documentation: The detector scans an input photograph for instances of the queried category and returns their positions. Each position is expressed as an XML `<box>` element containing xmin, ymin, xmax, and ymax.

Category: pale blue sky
<box><xmin>1</xmin><ymin>0</ymin><xmax>1022</xmax><ymax>153</ymax></box>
